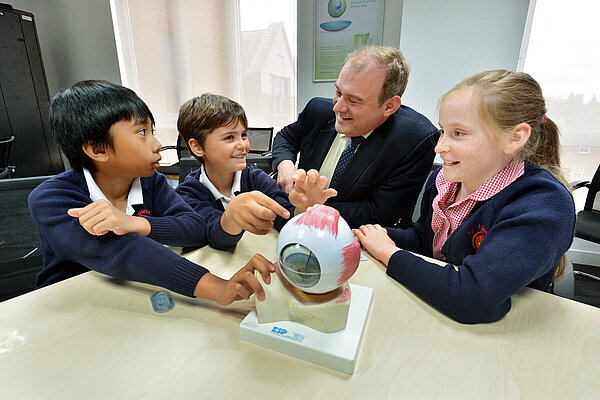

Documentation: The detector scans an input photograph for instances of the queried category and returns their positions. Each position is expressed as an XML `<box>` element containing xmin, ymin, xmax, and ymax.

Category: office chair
<box><xmin>572</xmin><ymin>163</ymin><xmax>600</xmax><ymax>282</ymax></box>
<box><xmin>157</xmin><ymin>135</ymin><xmax>190</xmax><ymax>177</ymax></box>
<box><xmin>163</xmin><ymin>128</ymin><xmax>273</xmax><ymax>164</ymax></box>
<box><xmin>161</xmin><ymin>134</ymin><xmax>191</xmax><ymax>160</ymax></box>
<box><xmin>247</xmin><ymin>127</ymin><xmax>273</xmax><ymax>156</ymax></box>
<box><xmin>174</xmin><ymin>128</ymin><xmax>274</xmax><ymax>184</ymax></box>
<box><xmin>0</xmin><ymin>175</ymin><xmax>53</xmax><ymax>301</ymax></box>
<box><xmin>246</xmin><ymin>127</ymin><xmax>274</xmax><ymax>177</ymax></box>
<box><xmin>0</xmin><ymin>136</ymin><xmax>15</xmax><ymax>179</ymax></box>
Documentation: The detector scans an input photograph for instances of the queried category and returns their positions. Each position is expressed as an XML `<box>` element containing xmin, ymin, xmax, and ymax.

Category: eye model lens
<box><xmin>280</xmin><ymin>243</ymin><xmax>320</xmax><ymax>288</ymax></box>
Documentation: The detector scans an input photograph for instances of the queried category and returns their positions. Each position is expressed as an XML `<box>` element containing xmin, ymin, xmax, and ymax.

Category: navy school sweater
<box><xmin>29</xmin><ymin>169</ymin><xmax>238</xmax><ymax>297</ymax></box>
<box><xmin>175</xmin><ymin>165</ymin><xmax>295</xmax><ymax>248</ymax></box>
<box><xmin>385</xmin><ymin>163</ymin><xmax>575</xmax><ymax>324</ymax></box>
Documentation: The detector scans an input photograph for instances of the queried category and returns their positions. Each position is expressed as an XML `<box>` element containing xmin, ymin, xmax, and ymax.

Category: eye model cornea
<box><xmin>279</xmin><ymin>243</ymin><xmax>321</xmax><ymax>288</ymax></box>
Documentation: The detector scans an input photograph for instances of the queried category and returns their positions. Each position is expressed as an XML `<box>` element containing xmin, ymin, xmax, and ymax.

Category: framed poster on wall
<box><xmin>314</xmin><ymin>0</ymin><xmax>385</xmax><ymax>82</ymax></box>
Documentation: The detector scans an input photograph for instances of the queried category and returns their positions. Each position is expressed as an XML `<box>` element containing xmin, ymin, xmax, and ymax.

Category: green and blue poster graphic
<box><xmin>314</xmin><ymin>0</ymin><xmax>384</xmax><ymax>81</ymax></box>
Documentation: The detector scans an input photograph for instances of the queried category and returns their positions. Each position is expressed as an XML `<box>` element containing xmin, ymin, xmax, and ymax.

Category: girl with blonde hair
<box><xmin>354</xmin><ymin>70</ymin><xmax>575</xmax><ymax>323</ymax></box>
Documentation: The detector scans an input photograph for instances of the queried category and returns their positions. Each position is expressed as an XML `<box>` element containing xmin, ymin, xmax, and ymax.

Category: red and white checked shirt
<box><xmin>431</xmin><ymin>160</ymin><xmax>525</xmax><ymax>259</ymax></box>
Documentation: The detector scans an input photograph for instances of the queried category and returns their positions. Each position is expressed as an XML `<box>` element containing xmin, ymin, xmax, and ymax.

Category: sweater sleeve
<box><xmin>175</xmin><ymin>171</ymin><xmax>243</xmax><ymax>249</ymax></box>
<box><xmin>386</xmin><ymin>225</ymin><xmax>428</xmax><ymax>256</ymax></box>
<box><xmin>29</xmin><ymin>178</ymin><xmax>208</xmax><ymax>297</ymax></box>
<box><xmin>386</xmin><ymin>180</ymin><xmax>575</xmax><ymax>324</ymax></box>
<box><xmin>249</xmin><ymin>168</ymin><xmax>295</xmax><ymax>231</ymax></box>
<box><xmin>143</xmin><ymin>172</ymin><xmax>208</xmax><ymax>248</ymax></box>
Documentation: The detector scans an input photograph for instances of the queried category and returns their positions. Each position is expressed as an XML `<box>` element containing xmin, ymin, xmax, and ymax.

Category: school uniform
<box><xmin>176</xmin><ymin>165</ymin><xmax>294</xmax><ymax>248</ymax></box>
<box><xmin>384</xmin><ymin>163</ymin><xmax>575</xmax><ymax>324</ymax></box>
<box><xmin>29</xmin><ymin>169</ymin><xmax>235</xmax><ymax>297</ymax></box>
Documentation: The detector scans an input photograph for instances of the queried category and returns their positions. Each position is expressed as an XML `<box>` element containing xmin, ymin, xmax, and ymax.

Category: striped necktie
<box><xmin>329</xmin><ymin>136</ymin><xmax>365</xmax><ymax>189</ymax></box>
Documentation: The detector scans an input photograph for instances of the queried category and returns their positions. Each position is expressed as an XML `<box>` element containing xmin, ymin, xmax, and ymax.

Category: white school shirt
<box><xmin>82</xmin><ymin>168</ymin><xmax>143</xmax><ymax>216</ymax></box>
<box><xmin>199</xmin><ymin>164</ymin><xmax>242</xmax><ymax>210</ymax></box>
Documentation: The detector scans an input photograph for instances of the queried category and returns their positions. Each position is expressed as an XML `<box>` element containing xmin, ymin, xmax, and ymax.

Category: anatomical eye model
<box><xmin>256</xmin><ymin>204</ymin><xmax>360</xmax><ymax>333</ymax></box>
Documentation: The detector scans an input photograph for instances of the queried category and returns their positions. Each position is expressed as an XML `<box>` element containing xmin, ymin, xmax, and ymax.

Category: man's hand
<box><xmin>68</xmin><ymin>199</ymin><xmax>151</xmax><ymax>236</ymax></box>
<box><xmin>277</xmin><ymin>160</ymin><xmax>297</xmax><ymax>194</ymax></box>
<box><xmin>221</xmin><ymin>191</ymin><xmax>290</xmax><ymax>236</ymax></box>
<box><xmin>193</xmin><ymin>254</ymin><xmax>276</xmax><ymax>305</ymax></box>
<box><xmin>353</xmin><ymin>224</ymin><xmax>399</xmax><ymax>266</ymax></box>
<box><xmin>289</xmin><ymin>169</ymin><xmax>337</xmax><ymax>214</ymax></box>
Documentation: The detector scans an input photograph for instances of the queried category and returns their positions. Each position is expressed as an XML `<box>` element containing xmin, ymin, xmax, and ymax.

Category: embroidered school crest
<box><xmin>470</xmin><ymin>225</ymin><xmax>487</xmax><ymax>251</ymax></box>
<box><xmin>135</xmin><ymin>209</ymin><xmax>152</xmax><ymax>217</ymax></box>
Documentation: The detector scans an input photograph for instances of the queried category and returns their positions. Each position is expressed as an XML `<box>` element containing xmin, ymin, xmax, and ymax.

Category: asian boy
<box><xmin>29</xmin><ymin>81</ymin><xmax>273</xmax><ymax>305</ymax></box>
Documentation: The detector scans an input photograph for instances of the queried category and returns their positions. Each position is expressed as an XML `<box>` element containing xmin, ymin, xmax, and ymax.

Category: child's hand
<box><xmin>194</xmin><ymin>254</ymin><xmax>276</xmax><ymax>305</ymax></box>
<box><xmin>289</xmin><ymin>169</ymin><xmax>337</xmax><ymax>214</ymax></box>
<box><xmin>221</xmin><ymin>191</ymin><xmax>290</xmax><ymax>235</ymax></box>
<box><xmin>353</xmin><ymin>224</ymin><xmax>399</xmax><ymax>267</ymax></box>
<box><xmin>68</xmin><ymin>199</ymin><xmax>151</xmax><ymax>237</ymax></box>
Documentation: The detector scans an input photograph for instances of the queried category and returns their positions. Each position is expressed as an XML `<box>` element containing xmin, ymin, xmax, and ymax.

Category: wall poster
<box><xmin>314</xmin><ymin>0</ymin><xmax>385</xmax><ymax>82</ymax></box>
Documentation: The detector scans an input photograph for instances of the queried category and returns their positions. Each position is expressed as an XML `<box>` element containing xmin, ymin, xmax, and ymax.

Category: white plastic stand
<box><xmin>239</xmin><ymin>284</ymin><xmax>373</xmax><ymax>374</ymax></box>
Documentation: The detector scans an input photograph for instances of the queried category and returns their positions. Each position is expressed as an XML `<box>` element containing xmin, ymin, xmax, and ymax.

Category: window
<box><xmin>270</xmin><ymin>74</ymin><xmax>290</xmax><ymax>127</ymax></box>
<box><xmin>239</xmin><ymin>0</ymin><xmax>297</xmax><ymax>134</ymax></box>
<box><xmin>110</xmin><ymin>0</ymin><xmax>296</xmax><ymax>166</ymax></box>
<box><xmin>519</xmin><ymin>0</ymin><xmax>600</xmax><ymax>183</ymax></box>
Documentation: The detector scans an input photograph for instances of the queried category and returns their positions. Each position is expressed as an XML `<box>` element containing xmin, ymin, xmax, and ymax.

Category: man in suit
<box><xmin>272</xmin><ymin>45</ymin><xmax>439</xmax><ymax>229</ymax></box>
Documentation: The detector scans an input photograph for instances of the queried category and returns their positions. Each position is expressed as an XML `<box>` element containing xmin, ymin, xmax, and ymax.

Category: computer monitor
<box><xmin>174</xmin><ymin>126</ymin><xmax>273</xmax><ymax>159</ymax></box>
<box><xmin>247</xmin><ymin>127</ymin><xmax>273</xmax><ymax>155</ymax></box>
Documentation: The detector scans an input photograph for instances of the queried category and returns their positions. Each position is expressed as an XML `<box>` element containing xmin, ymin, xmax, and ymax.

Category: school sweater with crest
<box><xmin>175</xmin><ymin>165</ymin><xmax>295</xmax><ymax>248</ymax></box>
<box><xmin>385</xmin><ymin>163</ymin><xmax>575</xmax><ymax>324</ymax></box>
<box><xmin>29</xmin><ymin>169</ymin><xmax>239</xmax><ymax>297</ymax></box>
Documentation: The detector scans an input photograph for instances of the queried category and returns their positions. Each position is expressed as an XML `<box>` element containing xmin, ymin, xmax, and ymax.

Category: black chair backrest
<box><xmin>0</xmin><ymin>136</ymin><xmax>15</xmax><ymax>178</ymax></box>
<box><xmin>178</xmin><ymin>157</ymin><xmax>199</xmax><ymax>185</ymax></box>
<box><xmin>176</xmin><ymin>134</ymin><xmax>191</xmax><ymax>160</ymax></box>
<box><xmin>0</xmin><ymin>175</ymin><xmax>53</xmax><ymax>301</ymax></box>
<box><xmin>174</xmin><ymin>127</ymin><xmax>273</xmax><ymax>160</ymax></box>
<box><xmin>173</xmin><ymin>127</ymin><xmax>274</xmax><ymax>184</ymax></box>
<box><xmin>247</xmin><ymin>127</ymin><xmax>273</xmax><ymax>155</ymax></box>
<box><xmin>584</xmin><ymin>164</ymin><xmax>600</xmax><ymax>211</ymax></box>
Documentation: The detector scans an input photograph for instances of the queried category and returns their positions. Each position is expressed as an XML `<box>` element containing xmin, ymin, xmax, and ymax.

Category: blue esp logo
<box><xmin>271</xmin><ymin>326</ymin><xmax>306</xmax><ymax>343</ymax></box>
<box><xmin>271</xmin><ymin>326</ymin><xmax>287</xmax><ymax>335</ymax></box>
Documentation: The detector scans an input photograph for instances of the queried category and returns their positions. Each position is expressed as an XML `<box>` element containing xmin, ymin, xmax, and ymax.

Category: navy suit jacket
<box><xmin>272</xmin><ymin>97</ymin><xmax>439</xmax><ymax>228</ymax></box>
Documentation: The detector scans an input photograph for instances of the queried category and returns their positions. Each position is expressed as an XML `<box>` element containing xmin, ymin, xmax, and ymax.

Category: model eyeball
<box><xmin>279</xmin><ymin>243</ymin><xmax>321</xmax><ymax>288</ymax></box>
<box><xmin>276</xmin><ymin>204</ymin><xmax>360</xmax><ymax>294</ymax></box>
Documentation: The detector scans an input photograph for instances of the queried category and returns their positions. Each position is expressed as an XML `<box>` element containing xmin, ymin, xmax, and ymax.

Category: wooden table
<box><xmin>1</xmin><ymin>231</ymin><xmax>599</xmax><ymax>399</ymax></box>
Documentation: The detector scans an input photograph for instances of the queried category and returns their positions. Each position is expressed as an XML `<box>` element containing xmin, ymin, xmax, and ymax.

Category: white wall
<box><xmin>297</xmin><ymin>0</ymin><xmax>530</xmax><ymax>121</ymax></box>
<box><xmin>9</xmin><ymin>0</ymin><xmax>121</xmax><ymax>96</ymax></box>
<box><xmin>400</xmin><ymin>0</ymin><xmax>530</xmax><ymax>123</ymax></box>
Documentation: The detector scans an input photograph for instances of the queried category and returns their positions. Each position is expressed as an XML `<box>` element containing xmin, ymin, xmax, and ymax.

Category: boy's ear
<box><xmin>82</xmin><ymin>142</ymin><xmax>110</xmax><ymax>163</ymax></box>
<box><xmin>188</xmin><ymin>138</ymin><xmax>205</xmax><ymax>158</ymax></box>
<box><xmin>504</xmin><ymin>122</ymin><xmax>531</xmax><ymax>155</ymax></box>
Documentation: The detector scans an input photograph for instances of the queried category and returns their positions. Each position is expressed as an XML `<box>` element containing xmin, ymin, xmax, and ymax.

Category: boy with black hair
<box><xmin>175</xmin><ymin>93</ymin><xmax>336</xmax><ymax>245</ymax></box>
<box><xmin>29</xmin><ymin>80</ymin><xmax>273</xmax><ymax>305</ymax></box>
